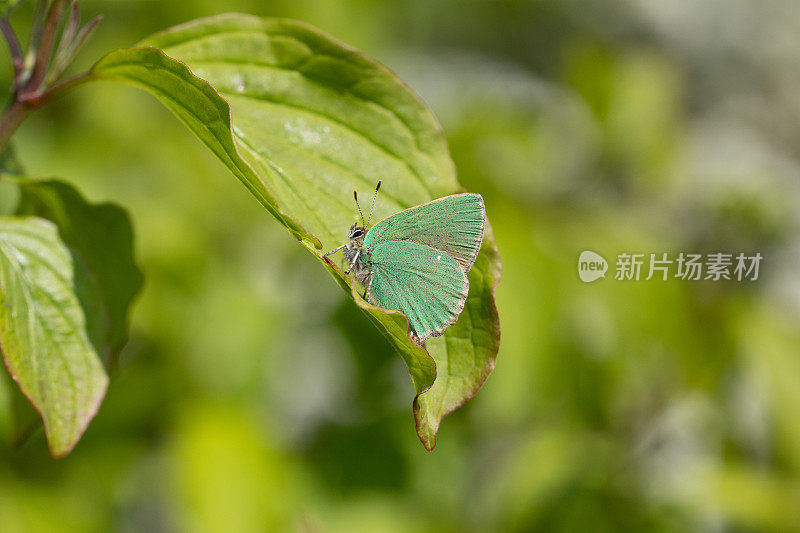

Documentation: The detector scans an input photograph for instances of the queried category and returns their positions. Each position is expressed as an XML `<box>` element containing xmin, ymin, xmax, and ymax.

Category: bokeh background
<box><xmin>2</xmin><ymin>0</ymin><xmax>800</xmax><ymax>531</ymax></box>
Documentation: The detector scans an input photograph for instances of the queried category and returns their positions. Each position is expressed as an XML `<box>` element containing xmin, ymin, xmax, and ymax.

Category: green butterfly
<box><xmin>325</xmin><ymin>182</ymin><xmax>485</xmax><ymax>342</ymax></box>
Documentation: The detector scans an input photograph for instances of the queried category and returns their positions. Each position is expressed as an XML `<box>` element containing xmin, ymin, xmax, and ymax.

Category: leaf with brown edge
<box><xmin>0</xmin><ymin>216</ymin><xmax>108</xmax><ymax>457</ymax></box>
<box><xmin>87</xmin><ymin>14</ymin><xmax>501</xmax><ymax>449</ymax></box>
<box><xmin>414</xmin><ymin>223</ymin><xmax>501</xmax><ymax>450</ymax></box>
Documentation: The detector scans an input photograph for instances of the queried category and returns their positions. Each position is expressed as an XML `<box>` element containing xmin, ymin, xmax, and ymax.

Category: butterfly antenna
<box><xmin>353</xmin><ymin>189</ymin><xmax>366</xmax><ymax>227</ymax></box>
<box><xmin>366</xmin><ymin>180</ymin><xmax>381</xmax><ymax>227</ymax></box>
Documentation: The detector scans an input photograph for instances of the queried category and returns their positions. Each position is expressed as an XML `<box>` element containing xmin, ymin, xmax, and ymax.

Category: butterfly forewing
<box><xmin>369</xmin><ymin>240</ymin><xmax>469</xmax><ymax>340</ymax></box>
<box><xmin>363</xmin><ymin>193</ymin><xmax>485</xmax><ymax>272</ymax></box>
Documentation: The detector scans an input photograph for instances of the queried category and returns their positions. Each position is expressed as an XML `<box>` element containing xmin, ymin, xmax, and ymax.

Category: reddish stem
<box><xmin>0</xmin><ymin>18</ymin><xmax>23</xmax><ymax>86</ymax></box>
<box><xmin>24</xmin><ymin>0</ymin><xmax>67</xmax><ymax>94</ymax></box>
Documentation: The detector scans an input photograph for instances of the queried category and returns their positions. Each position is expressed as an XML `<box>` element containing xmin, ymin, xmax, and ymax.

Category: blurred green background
<box><xmin>2</xmin><ymin>0</ymin><xmax>800</xmax><ymax>531</ymax></box>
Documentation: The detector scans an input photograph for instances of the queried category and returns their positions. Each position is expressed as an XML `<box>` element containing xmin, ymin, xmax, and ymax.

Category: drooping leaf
<box><xmin>0</xmin><ymin>177</ymin><xmax>141</xmax><ymax>454</ymax></box>
<box><xmin>15</xmin><ymin>179</ymin><xmax>144</xmax><ymax>367</ymax></box>
<box><xmin>0</xmin><ymin>216</ymin><xmax>108</xmax><ymax>456</ymax></box>
<box><xmin>88</xmin><ymin>14</ymin><xmax>501</xmax><ymax>449</ymax></box>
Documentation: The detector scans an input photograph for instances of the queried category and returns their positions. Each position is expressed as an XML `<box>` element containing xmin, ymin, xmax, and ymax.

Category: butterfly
<box><xmin>324</xmin><ymin>181</ymin><xmax>485</xmax><ymax>342</ymax></box>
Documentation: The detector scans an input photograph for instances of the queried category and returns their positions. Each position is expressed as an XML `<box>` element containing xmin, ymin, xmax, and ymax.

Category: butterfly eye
<box><xmin>351</xmin><ymin>228</ymin><xmax>365</xmax><ymax>238</ymax></box>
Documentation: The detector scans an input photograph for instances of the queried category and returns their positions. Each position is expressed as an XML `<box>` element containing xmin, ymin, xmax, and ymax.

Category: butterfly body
<box><xmin>326</xmin><ymin>184</ymin><xmax>485</xmax><ymax>342</ymax></box>
<box><xmin>341</xmin><ymin>223</ymin><xmax>372</xmax><ymax>287</ymax></box>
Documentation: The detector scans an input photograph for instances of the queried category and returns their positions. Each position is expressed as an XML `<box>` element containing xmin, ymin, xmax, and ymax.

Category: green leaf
<box><xmin>0</xmin><ymin>178</ymin><xmax>141</xmax><ymax>454</ymax></box>
<box><xmin>87</xmin><ymin>44</ymin><xmax>317</xmax><ymax>249</ymax></box>
<box><xmin>15</xmin><ymin>179</ymin><xmax>144</xmax><ymax>367</ymax></box>
<box><xmin>88</xmin><ymin>14</ymin><xmax>501</xmax><ymax>449</ymax></box>
<box><xmin>0</xmin><ymin>216</ymin><xmax>108</xmax><ymax>457</ymax></box>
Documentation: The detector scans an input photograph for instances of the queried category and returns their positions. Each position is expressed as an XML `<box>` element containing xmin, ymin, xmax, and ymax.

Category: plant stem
<box><xmin>0</xmin><ymin>69</ymin><xmax>94</xmax><ymax>153</ymax></box>
<box><xmin>24</xmin><ymin>0</ymin><xmax>67</xmax><ymax>93</ymax></box>
<box><xmin>0</xmin><ymin>18</ymin><xmax>23</xmax><ymax>88</ymax></box>
<box><xmin>33</xmin><ymin>69</ymin><xmax>93</xmax><ymax>102</ymax></box>
<box><xmin>0</xmin><ymin>0</ymin><xmax>99</xmax><ymax>153</ymax></box>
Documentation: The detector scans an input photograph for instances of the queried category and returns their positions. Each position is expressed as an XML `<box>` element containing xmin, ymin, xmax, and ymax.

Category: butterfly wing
<box><xmin>363</xmin><ymin>193</ymin><xmax>485</xmax><ymax>272</ymax></box>
<box><xmin>368</xmin><ymin>240</ymin><xmax>469</xmax><ymax>341</ymax></box>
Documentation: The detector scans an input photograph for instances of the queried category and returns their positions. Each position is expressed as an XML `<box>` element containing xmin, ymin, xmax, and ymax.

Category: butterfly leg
<box><xmin>364</xmin><ymin>275</ymin><xmax>374</xmax><ymax>302</ymax></box>
<box><xmin>323</xmin><ymin>244</ymin><xmax>346</xmax><ymax>257</ymax></box>
<box><xmin>346</xmin><ymin>249</ymin><xmax>360</xmax><ymax>274</ymax></box>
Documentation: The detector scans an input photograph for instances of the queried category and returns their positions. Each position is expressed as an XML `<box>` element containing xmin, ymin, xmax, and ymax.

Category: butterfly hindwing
<box><xmin>368</xmin><ymin>240</ymin><xmax>469</xmax><ymax>341</ymax></box>
<box><xmin>363</xmin><ymin>193</ymin><xmax>485</xmax><ymax>272</ymax></box>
